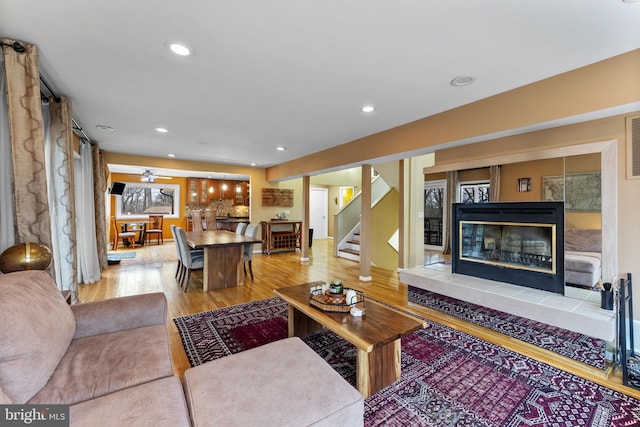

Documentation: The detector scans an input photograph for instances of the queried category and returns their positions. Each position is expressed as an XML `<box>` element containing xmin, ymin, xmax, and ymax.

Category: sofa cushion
<box><xmin>184</xmin><ymin>337</ymin><xmax>364</xmax><ymax>427</ymax></box>
<box><xmin>565</xmin><ymin>251</ymin><xmax>601</xmax><ymax>274</ymax></box>
<box><xmin>0</xmin><ymin>270</ymin><xmax>76</xmax><ymax>403</ymax></box>
<box><xmin>29</xmin><ymin>324</ymin><xmax>173</xmax><ymax>405</ymax></box>
<box><xmin>565</xmin><ymin>229</ymin><xmax>601</xmax><ymax>252</ymax></box>
<box><xmin>70</xmin><ymin>376</ymin><xmax>191</xmax><ymax>427</ymax></box>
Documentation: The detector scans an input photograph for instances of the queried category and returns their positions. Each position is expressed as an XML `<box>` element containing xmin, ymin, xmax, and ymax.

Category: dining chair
<box><xmin>235</xmin><ymin>222</ymin><xmax>247</xmax><ymax>235</ymax></box>
<box><xmin>204</xmin><ymin>209</ymin><xmax>217</xmax><ymax>231</ymax></box>
<box><xmin>111</xmin><ymin>216</ymin><xmax>136</xmax><ymax>251</ymax></box>
<box><xmin>171</xmin><ymin>225</ymin><xmax>204</xmax><ymax>286</ymax></box>
<box><xmin>191</xmin><ymin>211</ymin><xmax>204</xmax><ymax>232</ymax></box>
<box><xmin>146</xmin><ymin>215</ymin><xmax>164</xmax><ymax>245</ymax></box>
<box><xmin>243</xmin><ymin>224</ymin><xmax>259</xmax><ymax>280</ymax></box>
<box><xmin>170</xmin><ymin>225</ymin><xmax>183</xmax><ymax>284</ymax></box>
<box><xmin>174</xmin><ymin>226</ymin><xmax>204</xmax><ymax>292</ymax></box>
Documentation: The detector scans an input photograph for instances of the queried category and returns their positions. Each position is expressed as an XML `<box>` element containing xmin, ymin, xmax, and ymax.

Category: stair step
<box><xmin>346</xmin><ymin>240</ymin><xmax>360</xmax><ymax>245</ymax></box>
<box><xmin>340</xmin><ymin>248</ymin><xmax>360</xmax><ymax>256</ymax></box>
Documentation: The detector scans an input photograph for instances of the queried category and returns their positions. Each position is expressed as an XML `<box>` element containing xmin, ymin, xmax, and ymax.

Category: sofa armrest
<box><xmin>71</xmin><ymin>292</ymin><xmax>167</xmax><ymax>339</ymax></box>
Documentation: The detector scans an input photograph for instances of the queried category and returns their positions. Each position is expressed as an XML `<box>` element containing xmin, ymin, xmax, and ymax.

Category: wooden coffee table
<box><xmin>274</xmin><ymin>283</ymin><xmax>426</xmax><ymax>398</ymax></box>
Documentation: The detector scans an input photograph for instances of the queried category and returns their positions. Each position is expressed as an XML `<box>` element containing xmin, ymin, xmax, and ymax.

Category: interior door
<box><xmin>309</xmin><ymin>188</ymin><xmax>328</xmax><ymax>240</ymax></box>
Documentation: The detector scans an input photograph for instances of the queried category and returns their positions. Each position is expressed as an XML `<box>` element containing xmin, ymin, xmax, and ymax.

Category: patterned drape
<box><xmin>442</xmin><ymin>170</ymin><xmax>459</xmax><ymax>255</ymax></box>
<box><xmin>47</xmin><ymin>97</ymin><xmax>78</xmax><ymax>296</ymax></box>
<box><xmin>489</xmin><ymin>165</ymin><xmax>501</xmax><ymax>202</ymax></box>
<box><xmin>92</xmin><ymin>145</ymin><xmax>108</xmax><ymax>270</ymax></box>
<box><xmin>0</xmin><ymin>53</ymin><xmax>16</xmax><ymax>252</ymax></box>
<box><xmin>75</xmin><ymin>141</ymin><xmax>101</xmax><ymax>283</ymax></box>
<box><xmin>1</xmin><ymin>39</ymin><xmax>52</xmax><ymax>250</ymax></box>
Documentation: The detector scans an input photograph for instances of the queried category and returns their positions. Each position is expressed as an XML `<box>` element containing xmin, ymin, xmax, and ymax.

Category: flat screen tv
<box><xmin>109</xmin><ymin>182</ymin><xmax>126</xmax><ymax>195</ymax></box>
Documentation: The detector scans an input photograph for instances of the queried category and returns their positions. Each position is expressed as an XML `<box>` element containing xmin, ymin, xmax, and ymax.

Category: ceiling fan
<box><xmin>141</xmin><ymin>169</ymin><xmax>172</xmax><ymax>183</ymax></box>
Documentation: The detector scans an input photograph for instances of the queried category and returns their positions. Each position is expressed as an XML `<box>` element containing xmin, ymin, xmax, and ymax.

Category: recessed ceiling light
<box><xmin>168</xmin><ymin>42</ymin><xmax>192</xmax><ymax>56</ymax></box>
<box><xmin>95</xmin><ymin>125</ymin><xmax>114</xmax><ymax>131</ymax></box>
<box><xmin>250</xmin><ymin>162</ymin><xmax>257</xmax><ymax>166</ymax></box>
<box><xmin>167</xmin><ymin>153</ymin><xmax>175</xmax><ymax>158</ymax></box>
<box><xmin>361</xmin><ymin>105</ymin><xmax>375</xmax><ymax>113</ymax></box>
<box><xmin>277</xmin><ymin>146</ymin><xmax>286</xmax><ymax>151</ymax></box>
<box><xmin>155</xmin><ymin>127</ymin><xmax>169</xmax><ymax>133</ymax></box>
<box><xmin>622</xmin><ymin>0</ymin><xmax>640</xmax><ymax>3</ymax></box>
<box><xmin>450</xmin><ymin>75</ymin><xmax>476</xmax><ymax>87</ymax></box>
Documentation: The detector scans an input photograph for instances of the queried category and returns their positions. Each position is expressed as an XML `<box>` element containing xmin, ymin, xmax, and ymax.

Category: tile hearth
<box><xmin>400</xmin><ymin>263</ymin><xmax>616</xmax><ymax>342</ymax></box>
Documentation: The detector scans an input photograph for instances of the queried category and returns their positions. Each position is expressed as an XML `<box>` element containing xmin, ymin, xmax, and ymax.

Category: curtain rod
<box><xmin>39</xmin><ymin>75</ymin><xmax>93</xmax><ymax>144</ymax></box>
<box><xmin>1</xmin><ymin>39</ymin><xmax>93</xmax><ymax>144</ymax></box>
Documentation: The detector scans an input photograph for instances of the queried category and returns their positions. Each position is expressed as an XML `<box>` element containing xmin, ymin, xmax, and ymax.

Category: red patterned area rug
<box><xmin>408</xmin><ymin>285</ymin><xmax>606</xmax><ymax>370</ymax></box>
<box><xmin>173</xmin><ymin>297</ymin><xmax>640</xmax><ymax>426</ymax></box>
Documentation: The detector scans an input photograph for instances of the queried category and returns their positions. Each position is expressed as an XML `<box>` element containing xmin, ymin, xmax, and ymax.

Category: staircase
<box><xmin>334</xmin><ymin>175</ymin><xmax>392</xmax><ymax>262</ymax></box>
<box><xmin>338</xmin><ymin>230</ymin><xmax>361</xmax><ymax>261</ymax></box>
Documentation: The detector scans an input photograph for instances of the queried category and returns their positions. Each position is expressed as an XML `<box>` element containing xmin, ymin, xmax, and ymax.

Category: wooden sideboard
<box><xmin>260</xmin><ymin>220</ymin><xmax>302</xmax><ymax>255</ymax></box>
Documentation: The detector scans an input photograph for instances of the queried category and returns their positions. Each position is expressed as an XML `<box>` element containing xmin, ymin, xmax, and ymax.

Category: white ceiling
<box><xmin>2</xmin><ymin>1</ymin><xmax>639</xmax><ymax>172</ymax></box>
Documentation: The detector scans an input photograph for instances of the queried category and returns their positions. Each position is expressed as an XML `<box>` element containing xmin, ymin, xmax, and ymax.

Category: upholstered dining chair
<box><xmin>204</xmin><ymin>209</ymin><xmax>217</xmax><ymax>231</ymax></box>
<box><xmin>174</xmin><ymin>226</ymin><xmax>204</xmax><ymax>292</ymax></box>
<box><xmin>191</xmin><ymin>211</ymin><xmax>203</xmax><ymax>232</ymax></box>
<box><xmin>111</xmin><ymin>216</ymin><xmax>136</xmax><ymax>250</ymax></box>
<box><xmin>146</xmin><ymin>215</ymin><xmax>164</xmax><ymax>245</ymax></box>
<box><xmin>171</xmin><ymin>225</ymin><xmax>204</xmax><ymax>287</ymax></box>
<box><xmin>170</xmin><ymin>225</ymin><xmax>182</xmax><ymax>283</ymax></box>
<box><xmin>235</xmin><ymin>222</ymin><xmax>247</xmax><ymax>235</ymax></box>
<box><xmin>243</xmin><ymin>224</ymin><xmax>259</xmax><ymax>280</ymax></box>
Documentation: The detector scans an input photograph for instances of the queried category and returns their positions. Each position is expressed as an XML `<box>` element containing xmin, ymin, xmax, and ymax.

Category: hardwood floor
<box><xmin>80</xmin><ymin>238</ymin><xmax>640</xmax><ymax>399</ymax></box>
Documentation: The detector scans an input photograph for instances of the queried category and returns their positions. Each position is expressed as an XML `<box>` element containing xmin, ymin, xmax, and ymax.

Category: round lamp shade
<box><xmin>0</xmin><ymin>242</ymin><xmax>53</xmax><ymax>274</ymax></box>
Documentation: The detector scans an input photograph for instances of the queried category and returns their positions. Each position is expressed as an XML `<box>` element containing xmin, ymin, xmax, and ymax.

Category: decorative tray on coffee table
<box><xmin>308</xmin><ymin>282</ymin><xmax>365</xmax><ymax>313</ymax></box>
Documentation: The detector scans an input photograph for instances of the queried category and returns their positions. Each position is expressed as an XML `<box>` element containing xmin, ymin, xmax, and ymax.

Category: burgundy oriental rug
<box><xmin>408</xmin><ymin>285</ymin><xmax>606</xmax><ymax>370</ymax></box>
<box><xmin>174</xmin><ymin>297</ymin><xmax>640</xmax><ymax>426</ymax></box>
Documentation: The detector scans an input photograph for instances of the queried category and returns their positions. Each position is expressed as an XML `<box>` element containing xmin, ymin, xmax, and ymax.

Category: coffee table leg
<box><xmin>356</xmin><ymin>339</ymin><xmax>401</xmax><ymax>398</ymax></box>
<box><xmin>287</xmin><ymin>306</ymin><xmax>323</xmax><ymax>337</ymax></box>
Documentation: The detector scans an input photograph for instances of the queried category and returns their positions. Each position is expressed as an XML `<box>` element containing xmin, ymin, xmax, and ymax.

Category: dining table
<box><xmin>185</xmin><ymin>230</ymin><xmax>262</xmax><ymax>291</ymax></box>
<box><xmin>118</xmin><ymin>220</ymin><xmax>152</xmax><ymax>246</ymax></box>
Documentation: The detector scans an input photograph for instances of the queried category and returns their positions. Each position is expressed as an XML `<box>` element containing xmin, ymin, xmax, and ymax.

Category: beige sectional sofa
<box><xmin>0</xmin><ymin>270</ymin><xmax>364</xmax><ymax>426</ymax></box>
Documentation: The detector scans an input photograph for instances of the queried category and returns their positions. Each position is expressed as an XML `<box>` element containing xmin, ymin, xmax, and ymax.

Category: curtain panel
<box><xmin>75</xmin><ymin>142</ymin><xmax>101</xmax><ymax>283</ymax></box>
<box><xmin>489</xmin><ymin>165</ymin><xmax>501</xmax><ymax>202</ymax></box>
<box><xmin>442</xmin><ymin>170</ymin><xmax>459</xmax><ymax>255</ymax></box>
<box><xmin>1</xmin><ymin>39</ymin><xmax>52</xmax><ymax>250</ymax></box>
<box><xmin>92</xmin><ymin>145</ymin><xmax>108</xmax><ymax>270</ymax></box>
<box><xmin>46</xmin><ymin>97</ymin><xmax>78</xmax><ymax>296</ymax></box>
<box><xmin>0</xmin><ymin>53</ymin><xmax>16</xmax><ymax>252</ymax></box>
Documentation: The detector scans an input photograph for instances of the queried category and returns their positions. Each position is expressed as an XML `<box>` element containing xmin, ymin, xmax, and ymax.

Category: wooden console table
<box><xmin>260</xmin><ymin>220</ymin><xmax>302</xmax><ymax>255</ymax></box>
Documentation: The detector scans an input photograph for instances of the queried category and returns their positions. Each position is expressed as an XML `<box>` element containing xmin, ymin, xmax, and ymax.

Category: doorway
<box><xmin>310</xmin><ymin>188</ymin><xmax>328</xmax><ymax>240</ymax></box>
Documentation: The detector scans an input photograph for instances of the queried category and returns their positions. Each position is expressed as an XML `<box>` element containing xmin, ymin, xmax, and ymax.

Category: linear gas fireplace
<box><xmin>452</xmin><ymin>202</ymin><xmax>565</xmax><ymax>294</ymax></box>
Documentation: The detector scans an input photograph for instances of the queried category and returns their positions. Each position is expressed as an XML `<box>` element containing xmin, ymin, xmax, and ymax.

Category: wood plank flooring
<box><xmin>80</xmin><ymin>239</ymin><xmax>640</xmax><ymax>399</ymax></box>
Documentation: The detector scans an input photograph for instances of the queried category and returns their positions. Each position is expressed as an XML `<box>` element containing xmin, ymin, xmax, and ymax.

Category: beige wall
<box><xmin>371</xmin><ymin>189</ymin><xmax>399</xmax><ymax>271</ymax></box>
